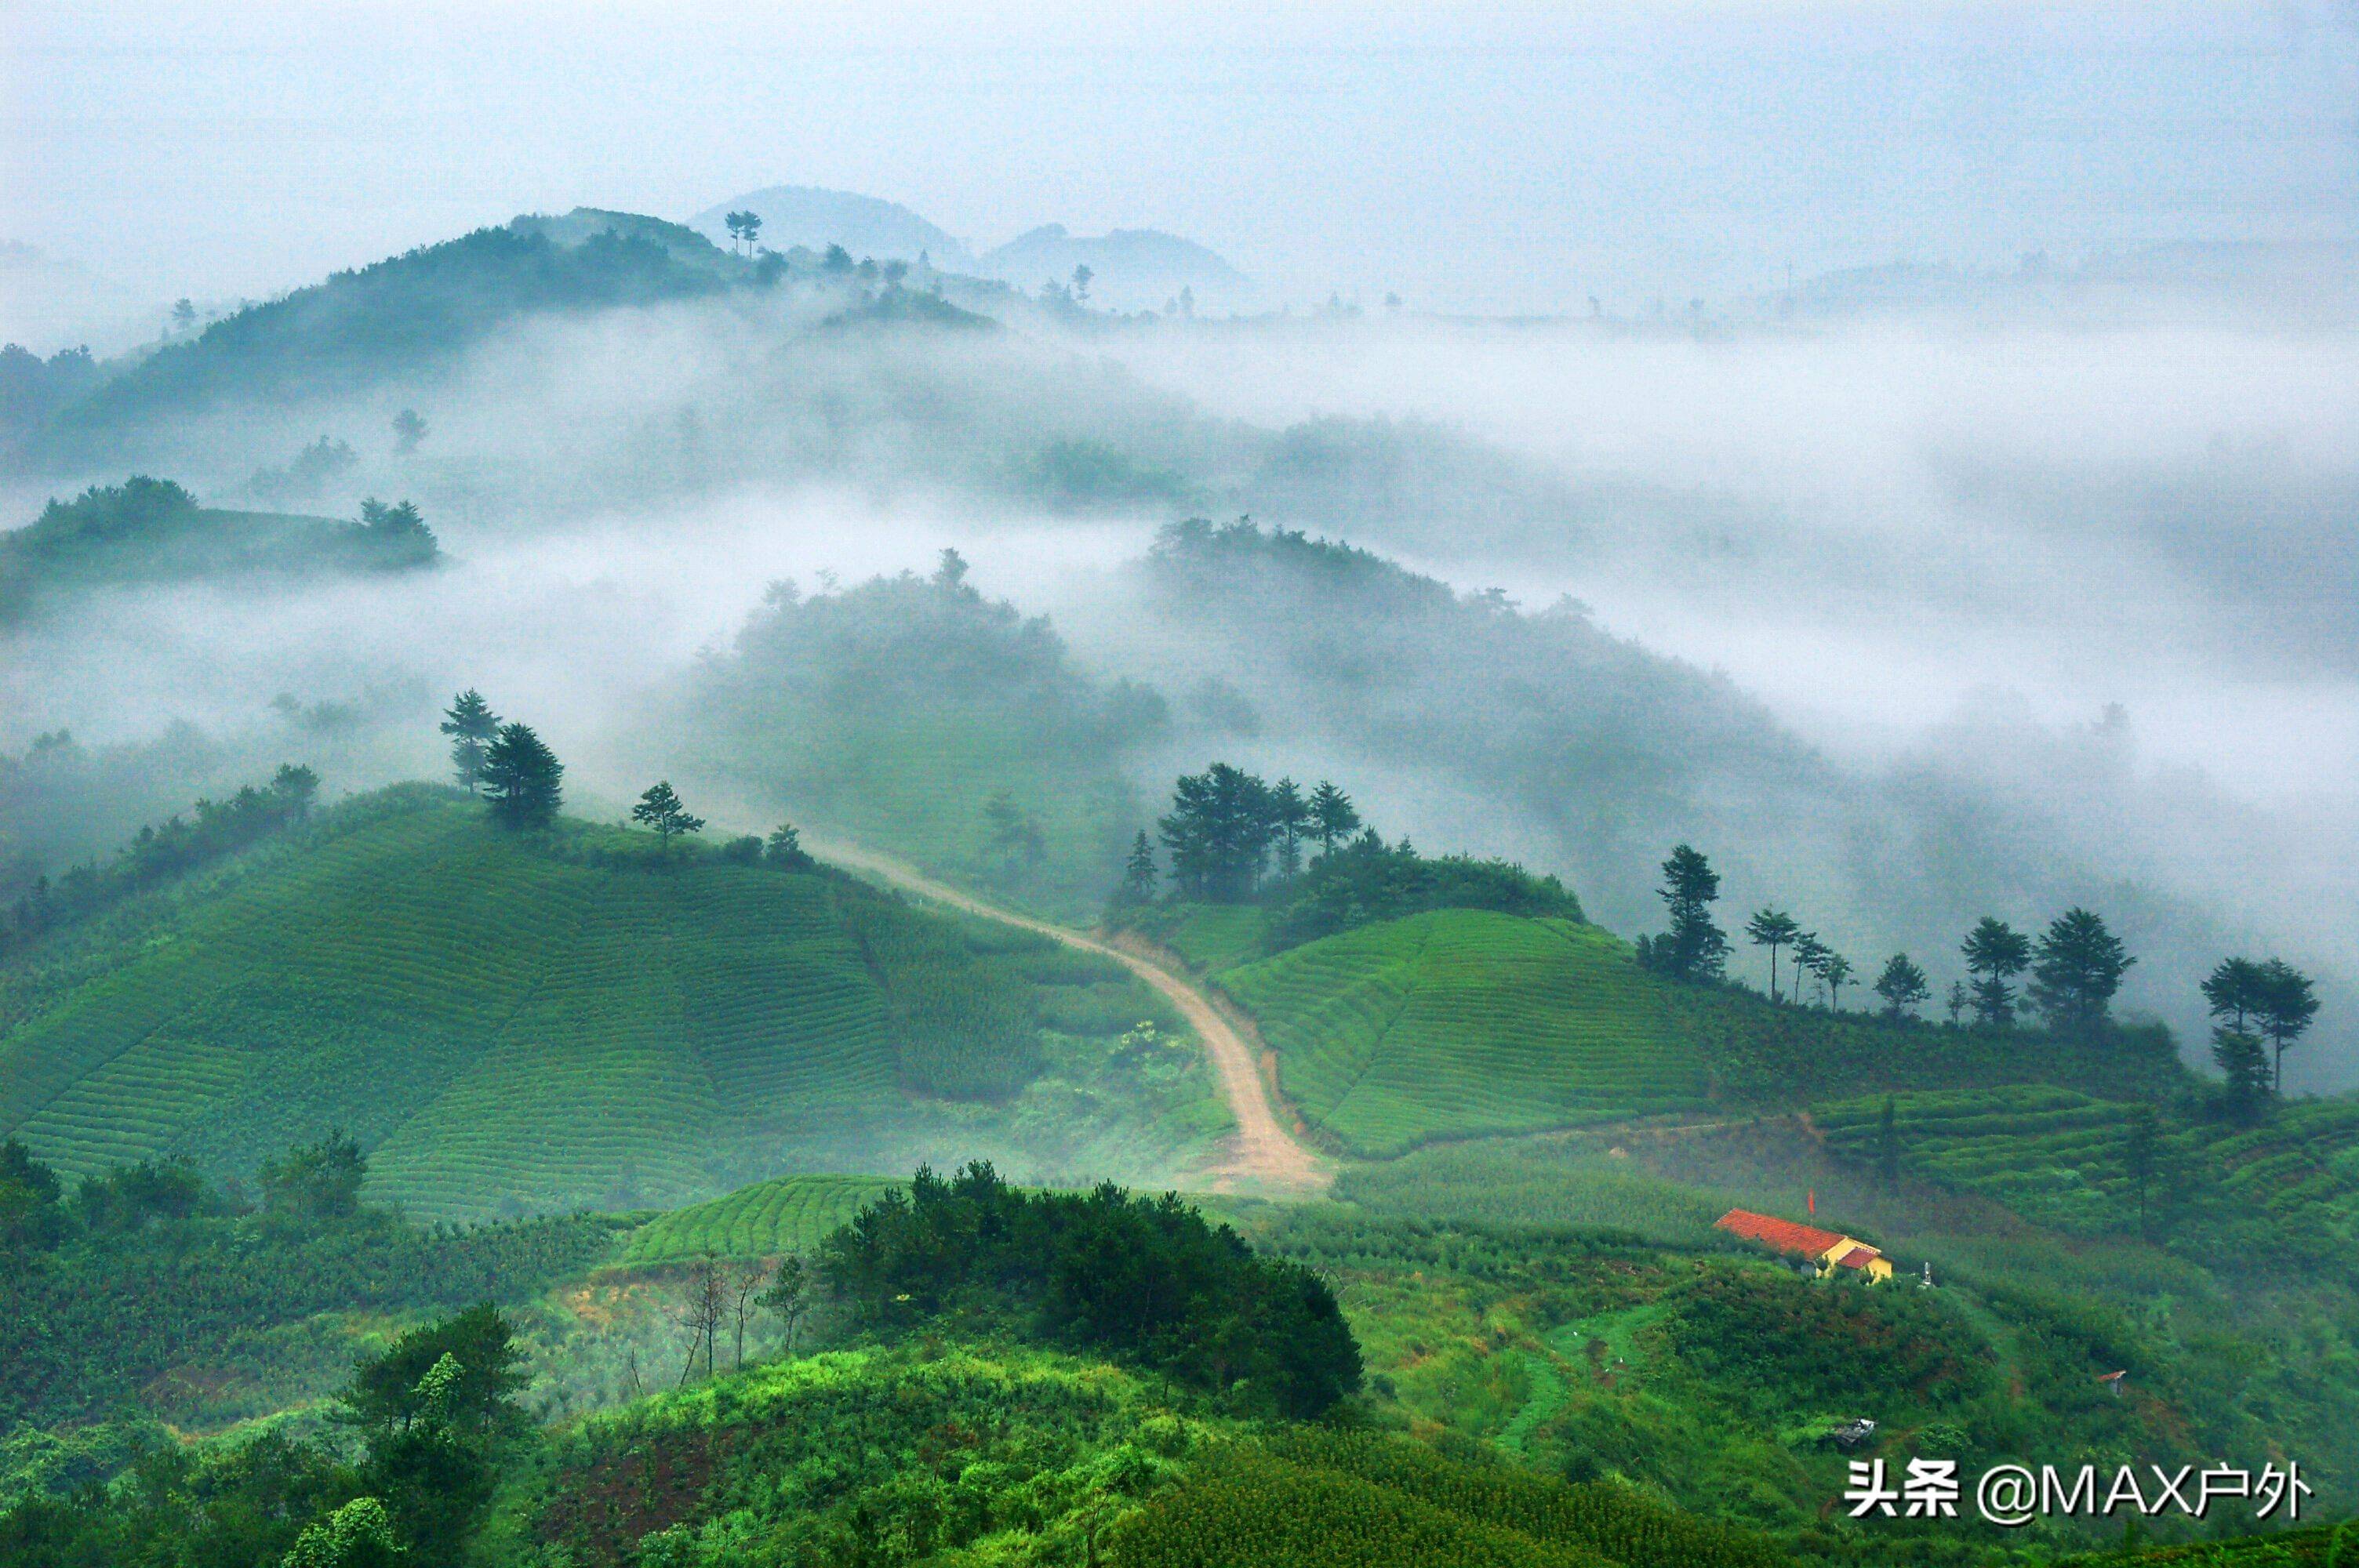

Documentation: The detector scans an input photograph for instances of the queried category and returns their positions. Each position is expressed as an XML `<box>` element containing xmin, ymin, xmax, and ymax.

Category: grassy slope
<box><xmin>0</xmin><ymin>787</ymin><xmax>1225</xmax><ymax>1220</ymax></box>
<box><xmin>1813</xmin><ymin>1083</ymin><xmax>2359</xmax><ymax>1271</ymax></box>
<box><xmin>616</xmin><ymin>1174</ymin><xmax>896</xmax><ymax>1265</ymax></box>
<box><xmin>1217</xmin><ymin>910</ymin><xmax>1711</xmax><ymax>1157</ymax></box>
<box><xmin>1191</xmin><ymin>897</ymin><xmax>2184</xmax><ymax>1162</ymax></box>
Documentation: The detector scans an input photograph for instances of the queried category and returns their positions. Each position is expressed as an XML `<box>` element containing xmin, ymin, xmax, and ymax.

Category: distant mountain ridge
<box><xmin>691</xmin><ymin>185</ymin><xmax>1254</xmax><ymax>312</ymax></box>
<box><xmin>689</xmin><ymin>185</ymin><xmax>978</xmax><ymax>270</ymax></box>
<box><xmin>979</xmin><ymin>223</ymin><xmax>1255</xmax><ymax>311</ymax></box>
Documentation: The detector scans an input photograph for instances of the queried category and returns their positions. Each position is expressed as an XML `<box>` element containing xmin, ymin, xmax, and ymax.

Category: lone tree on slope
<box><xmin>1650</xmin><ymin>844</ymin><xmax>1728</xmax><ymax>982</ymax></box>
<box><xmin>1962</xmin><ymin>917</ymin><xmax>2032</xmax><ymax>1029</ymax></box>
<box><xmin>1115</xmin><ymin>829</ymin><xmax>1158</xmax><ymax>906</ymax></box>
<box><xmin>439</xmin><ymin>690</ymin><xmax>500</xmax><ymax>794</ymax></box>
<box><xmin>2029</xmin><ymin>908</ymin><xmax>2135</xmax><ymax>1036</ymax></box>
<box><xmin>632</xmin><ymin>781</ymin><xmax>706</xmax><ymax>853</ymax></box>
<box><xmin>1746</xmin><ymin>908</ymin><xmax>1801</xmax><ymax>1002</ymax></box>
<box><xmin>767</xmin><ymin>822</ymin><xmax>815</xmax><ymax>870</ymax></box>
<box><xmin>481</xmin><ymin>723</ymin><xmax>563</xmax><ymax>830</ymax></box>
<box><xmin>1874</xmin><ymin>953</ymin><xmax>1931</xmax><ymax>1020</ymax></box>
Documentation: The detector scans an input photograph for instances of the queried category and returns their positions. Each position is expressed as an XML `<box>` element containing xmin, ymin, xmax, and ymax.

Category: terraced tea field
<box><xmin>1815</xmin><ymin>1084</ymin><xmax>2359</xmax><ymax>1266</ymax></box>
<box><xmin>1217</xmin><ymin>910</ymin><xmax>1711</xmax><ymax>1157</ymax></box>
<box><xmin>618</xmin><ymin>1173</ymin><xmax>897</xmax><ymax>1265</ymax></box>
<box><xmin>0</xmin><ymin>787</ymin><xmax>1188</xmax><ymax>1220</ymax></box>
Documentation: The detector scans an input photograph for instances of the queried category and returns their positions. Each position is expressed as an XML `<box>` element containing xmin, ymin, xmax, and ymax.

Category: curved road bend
<box><xmin>810</xmin><ymin>839</ymin><xmax>1329</xmax><ymax>1195</ymax></box>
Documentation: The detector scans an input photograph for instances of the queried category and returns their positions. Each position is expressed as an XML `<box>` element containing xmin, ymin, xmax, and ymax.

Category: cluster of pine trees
<box><xmin>1642</xmin><ymin>841</ymin><xmax>2321</xmax><ymax>1107</ymax></box>
<box><xmin>439</xmin><ymin>690</ymin><xmax>563</xmax><ymax>829</ymax></box>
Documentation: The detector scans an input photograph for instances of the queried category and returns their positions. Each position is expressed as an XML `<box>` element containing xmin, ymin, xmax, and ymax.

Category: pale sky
<box><xmin>5</xmin><ymin>0</ymin><xmax>2355</xmax><ymax>318</ymax></box>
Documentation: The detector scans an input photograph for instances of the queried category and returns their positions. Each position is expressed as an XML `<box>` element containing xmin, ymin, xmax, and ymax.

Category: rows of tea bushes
<box><xmin>1219</xmin><ymin>911</ymin><xmax>1710</xmax><ymax>1156</ymax></box>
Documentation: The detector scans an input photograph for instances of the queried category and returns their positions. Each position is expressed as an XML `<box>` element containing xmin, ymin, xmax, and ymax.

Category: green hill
<box><xmin>1813</xmin><ymin>1083</ymin><xmax>2359</xmax><ymax>1278</ymax></box>
<box><xmin>1219</xmin><ymin>910</ymin><xmax>1713</xmax><ymax>1157</ymax></box>
<box><xmin>0</xmin><ymin>475</ymin><xmax>436</xmax><ymax>622</ymax></box>
<box><xmin>1198</xmin><ymin>901</ymin><xmax>2186</xmax><ymax>1161</ymax></box>
<box><xmin>0</xmin><ymin>786</ymin><xmax>1226</xmax><ymax>1218</ymax></box>
<box><xmin>39</xmin><ymin>216</ymin><xmax>743</xmax><ymax>443</ymax></box>
<box><xmin>616</xmin><ymin>1172</ymin><xmax>895</xmax><ymax>1265</ymax></box>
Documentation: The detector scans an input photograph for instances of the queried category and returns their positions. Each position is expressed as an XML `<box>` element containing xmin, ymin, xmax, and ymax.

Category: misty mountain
<box><xmin>689</xmin><ymin>184</ymin><xmax>979</xmax><ymax>270</ymax></box>
<box><xmin>21</xmin><ymin>216</ymin><xmax>747</xmax><ymax>460</ymax></box>
<box><xmin>979</xmin><ymin>224</ymin><xmax>1254</xmax><ymax>314</ymax></box>
<box><xmin>1</xmin><ymin>476</ymin><xmax>438</xmax><ymax>626</ymax></box>
<box><xmin>1073</xmin><ymin>519</ymin><xmax>2296</xmax><ymax>1075</ymax></box>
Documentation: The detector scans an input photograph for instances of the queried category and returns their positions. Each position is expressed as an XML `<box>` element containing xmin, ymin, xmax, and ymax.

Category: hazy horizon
<box><xmin>5</xmin><ymin>0</ymin><xmax>2355</xmax><ymax>346</ymax></box>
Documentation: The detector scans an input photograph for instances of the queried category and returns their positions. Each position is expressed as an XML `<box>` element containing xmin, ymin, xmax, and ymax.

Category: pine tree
<box><xmin>1874</xmin><ymin>953</ymin><xmax>1931</xmax><ymax>1019</ymax></box>
<box><xmin>2252</xmin><ymin>958</ymin><xmax>2318</xmax><ymax>1095</ymax></box>
<box><xmin>481</xmin><ymin>723</ymin><xmax>562</xmax><ymax>830</ymax></box>
<box><xmin>1652</xmin><ymin>844</ymin><xmax>1728</xmax><ymax>982</ymax></box>
<box><xmin>1822</xmin><ymin>951</ymin><xmax>1854</xmax><ymax>1012</ymax></box>
<box><xmin>2201</xmin><ymin>956</ymin><xmax>2265</xmax><ymax>1033</ymax></box>
<box><xmin>2210</xmin><ymin>1026</ymin><xmax>2270</xmax><ymax>1119</ymax></box>
<box><xmin>1270</xmin><ymin>778</ymin><xmax>1310</xmax><ymax>878</ymax></box>
<box><xmin>631</xmin><ymin>781</ymin><xmax>705</xmax><ymax>853</ymax></box>
<box><xmin>766</xmin><ymin>822</ymin><xmax>814</xmax><ymax>870</ymax></box>
<box><xmin>1307</xmin><ymin>781</ymin><xmax>1360</xmax><ymax>856</ymax></box>
<box><xmin>438</xmin><ymin>690</ymin><xmax>500</xmax><ymax>793</ymax></box>
<box><xmin>1117</xmin><ymin>829</ymin><xmax>1158</xmax><ymax>906</ymax></box>
<box><xmin>2029</xmin><ymin>908</ymin><xmax>2135</xmax><ymax>1035</ymax></box>
<box><xmin>1961</xmin><ymin>917</ymin><xmax>2031</xmax><ymax>1029</ymax></box>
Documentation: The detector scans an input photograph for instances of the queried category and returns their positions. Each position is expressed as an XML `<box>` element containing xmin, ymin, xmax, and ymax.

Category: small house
<box><xmin>1714</xmin><ymin>1208</ymin><xmax>1896</xmax><ymax>1284</ymax></box>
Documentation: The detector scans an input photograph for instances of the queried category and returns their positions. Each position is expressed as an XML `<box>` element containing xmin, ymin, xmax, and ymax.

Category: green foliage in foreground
<box><xmin>822</xmin><ymin>1163</ymin><xmax>1361</xmax><ymax>1417</ymax></box>
<box><xmin>0</xmin><ymin>1139</ymin><xmax>612</xmax><ymax>1431</ymax></box>
<box><xmin>1112</xmin><ymin>1428</ymin><xmax>1794</xmax><ymax>1568</ymax></box>
<box><xmin>0</xmin><ymin>786</ymin><xmax>1205</xmax><ymax>1219</ymax></box>
<box><xmin>0</xmin><ymin>476</ymin><xmax>437</xmax><ymax>622</ymax></box>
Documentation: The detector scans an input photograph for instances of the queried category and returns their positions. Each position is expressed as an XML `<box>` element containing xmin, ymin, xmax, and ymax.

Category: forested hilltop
<box><xmin>0</xmin><ymin>476</ymin><xmax>438</xmax><ymax>623</ymax></box>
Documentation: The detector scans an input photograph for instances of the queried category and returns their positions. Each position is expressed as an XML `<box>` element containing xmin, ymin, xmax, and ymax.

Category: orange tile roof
<box><xmin>1831</xmin><ymin>1245</ymin><xmax>1881</xmax><ymax>1270</ymax></box>
<box><xmin>1715</xmin><ymin>1208</ymin><xmax>1852</xmax><ymax>1260</ymax></box>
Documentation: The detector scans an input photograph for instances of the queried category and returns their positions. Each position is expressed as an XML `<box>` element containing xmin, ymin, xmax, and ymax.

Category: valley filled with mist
<box><xmin>7</xmin><ymin>238</ymin><xmax>2353</xmax><ymax>1087</ymax></box>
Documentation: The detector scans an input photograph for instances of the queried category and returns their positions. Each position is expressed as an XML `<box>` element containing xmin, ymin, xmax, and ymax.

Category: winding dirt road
<box><xmin>811</xmin><ymin>839</ymin><xmax>1329</xmax><ymax>1195</ymax></box>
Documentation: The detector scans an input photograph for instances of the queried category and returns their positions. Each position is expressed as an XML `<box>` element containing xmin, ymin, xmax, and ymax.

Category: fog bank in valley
<box><xmin>5</xmin><ymin>285</ymin><xmax>2354</xmax><ymax>1089</ymax></box>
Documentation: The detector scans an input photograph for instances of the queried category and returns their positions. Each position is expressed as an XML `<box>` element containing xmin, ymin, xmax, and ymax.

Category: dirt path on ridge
<box><xmin>809</xmin><ymin>839</ymin><xmax>1330</xmax><ymax>1196</ymax></box>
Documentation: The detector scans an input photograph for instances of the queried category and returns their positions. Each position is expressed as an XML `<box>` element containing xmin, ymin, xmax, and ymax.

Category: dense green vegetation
<box><xmin>820</xmin><ymin>1162</ymin><xmax>1361</xmax><ymax>1417</ymax></box>
<box><xmin>0</xmin><ymin>476</ymin><xmax>437</xmax><ymax>621</ymax></box>
<box><xmin>679</xmin><ymin>550</ymin><xmax>1166</xmax><ymax>920</ymax></box>
<box><xmin>0</xmin><ymin>785</ymin><xmax>1223</xmax><ymax>1218</ymax></box>
<box><xmin>0</xmin><ymin>1135</ymin><xmax>612</xmax><ymax>1432</ymax></box>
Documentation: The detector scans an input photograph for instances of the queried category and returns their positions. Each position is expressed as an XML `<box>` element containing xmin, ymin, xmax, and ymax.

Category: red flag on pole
<box><xmin>1807</xmin><ymin>1189</ymin><xmax>1816</xmax><ymax>1215</ymax></box>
